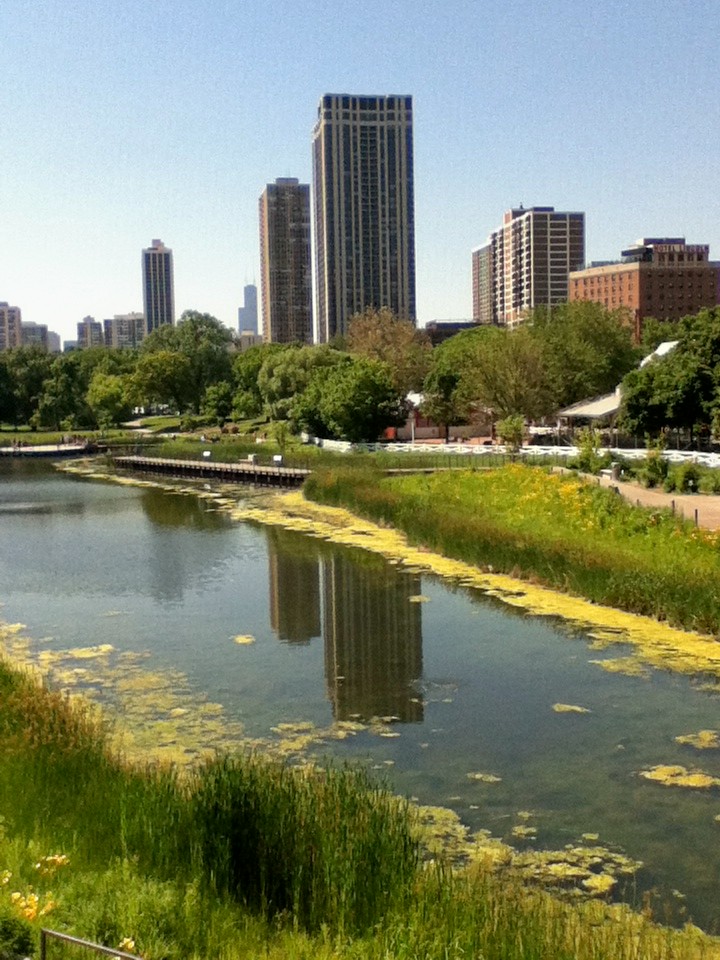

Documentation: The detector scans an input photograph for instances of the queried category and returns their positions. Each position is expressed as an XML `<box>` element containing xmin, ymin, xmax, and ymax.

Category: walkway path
<box><xmin>593</xmin><ymin>473</ymin><xmax>720</xmax><ymax>530</ymax></box>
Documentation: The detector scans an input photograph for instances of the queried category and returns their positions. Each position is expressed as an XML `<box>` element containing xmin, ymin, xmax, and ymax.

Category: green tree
<box><xmin>5</xmin><ymin>347</ymin><xmax>54</xmax><ymax>427</ymax></box>
<box><xmin>465</xmin><ymin>325</ymin><xmax>554</xmax><ymax>420</ymax></box>
<box><xmin>258</xmin><ymin>345</ymin><xmax>349</xmax><ymax>421</ymax></box>
<box><xmin>315</xmin><ymin>357</ymin><xmax>407</xmax><ymax>443</ymax></box>
<box><xmin>420</xmin><ymin>369</ymin><xmax>466</xmax><ymax>442</ymax></box>
<box><xmin>142</xmin><ymin>311</ymin><xmax>233</xmax><ymax>412</ymax></box>
<box><xmin>231</xmin><ymin>343</ymin><xmax>285</xmax><ymax>419</ymax></box>
<box><xmin>86</xmin><ymin>372</ymin><xmax>133</xmax><ymax>429</ymax></box>
<box><xmin>131</xmin><ymin>350</ymin><xmax>192</xmax><ymax>412</ymax></box>
<box><xmin>201</xmin><ymin>381</ymin><xmax>234</xmax><ymax>425</ymax></box>
<box><xmin>36</xmin><ymin>356</ymin><xmax>89</xmax><ymax>429</ymax></box>
<box><xmin>496</xmin><ymin>414</ymin><xmax>525</xmax><ymax>452</ymax></box>
<box><xmin>347</xmin><ymin>307</ymin><xmax>431</xmax><ymax>394</ymax></box>
<box><xmin>0</xmin><ymin>354</ymin><xmax>17</xmax><ymax>425</ymax></box>
<box><xmin>619</xmin><ymin>307</ymin><xmax>720</xmax><ymax>439</ymax></box>
<box><xmin>529</xmin><ymin>301</ymin><xmax>639</xmax><ymax>408</ymax></box>
<box><xmin>35</xmin><ymin>349</ymin><xmax>138</xmax><ymax>430</ymax></box>
<box><xmin>640</xmin><ymin>317</ymin><xmax>682</xmax><ymax>353</ymax></box>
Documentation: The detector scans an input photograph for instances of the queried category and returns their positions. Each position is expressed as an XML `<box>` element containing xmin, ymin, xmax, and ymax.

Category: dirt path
<box><xmin>594</xmin><ymin>473</ymin><xmax>720</xmax><ymax>530</ymax></box>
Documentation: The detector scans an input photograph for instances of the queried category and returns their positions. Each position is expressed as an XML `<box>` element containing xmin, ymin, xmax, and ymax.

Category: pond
<box><xmin>1</xmin><ymin>458</ymin><xmax>719</xmax><ymax>929</ymax></box>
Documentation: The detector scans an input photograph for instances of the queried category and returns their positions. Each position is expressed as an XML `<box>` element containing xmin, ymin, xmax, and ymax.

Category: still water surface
<box><xmin>1</xmin><ymin>459</ymin><xmax>720</xmax><ymax>928</ymax></box>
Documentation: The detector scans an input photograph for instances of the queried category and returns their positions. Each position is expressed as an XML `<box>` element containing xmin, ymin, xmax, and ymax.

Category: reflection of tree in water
<box><xmin>321</xmin><ymin>550</ymin><xmax>423</xmax><ymax>723</ymax></box>
<box><xmin>140</xmin><ymin>488</ymin><xmax>234</xmax><ymax>604</ymax></box>
<box><xmin>266</xmin><ymin>527</ymin><xmax>322</xmax><ymax>643</ymax></box>
<box><xmin>140</xmin><ymin>488</ymin><xmax>230</xmax><ymax>531</ymax></box>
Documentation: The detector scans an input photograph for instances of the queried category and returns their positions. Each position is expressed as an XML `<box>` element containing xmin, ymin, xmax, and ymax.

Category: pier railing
<box><xmin>113</xmin><ymin>454</ymin><xmax>310</xmax><ymax>487</ymax></box>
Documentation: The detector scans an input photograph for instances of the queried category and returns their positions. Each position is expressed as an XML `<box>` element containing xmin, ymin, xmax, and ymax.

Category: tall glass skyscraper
<box><xmin>238</xmin><ymin>284</ymin><xmax>258</xmax><ymax>334</ymax></box>
<box><xmin>312</xmin><ymin>94</ymin><xmax>416</xmax><ymax>342</ymax></box>
<box><xmin>142</xmin><ymin>239</ymin><xmax>175</xmax><ymax>333</ymax></box>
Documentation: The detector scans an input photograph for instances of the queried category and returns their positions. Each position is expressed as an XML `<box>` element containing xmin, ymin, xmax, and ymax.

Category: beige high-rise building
<box><xmin>77</xmin><ymin>316</ymin><xmax>104</xmax><ymax>348</ymax></box>
<box><xmin>313</xmin><ymin>94</ymin><xmax>416</xmax><ymax>342</ymax></box>
<box><xmin>0</xmin><ymin>302</ymin><xmax>22</xmax><ymax>351</ymax></box>
<box><xmin>259</xmin><ymin>178</ymin><xmax>313</xmax><ymax>344</ymax></box>
<box><xmin>471</xmin><ymin>243</ymin><xmax>493</xmax><ymax>324</ymax></box>
<box><xmin>475</xmin><ymin>207</ymin><xmax>585</xmax><ymax>326</ymax></box>
<box><xmin>103</xmin><ymin>312</ymin><xmax>146</xmax><ymax>349</ymax></box>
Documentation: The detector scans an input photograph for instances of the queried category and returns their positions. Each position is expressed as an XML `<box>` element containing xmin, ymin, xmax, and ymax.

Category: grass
<box><xmin>141</xmin><ymin>432</ymin><xmax>524</xmax><ymax>472</ymax></box>
<box><xmin>304</xmin><ymin>463</ymin><xmax>720</xmax><ymax>636</ymax></box>
<box><xmin>0</xmin><ymin>654</ymin><xmax>718</xmax><ymax>958</ymax></box>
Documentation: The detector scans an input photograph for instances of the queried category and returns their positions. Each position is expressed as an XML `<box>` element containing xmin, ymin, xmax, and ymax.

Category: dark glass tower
<box><xmin>142</xmin><ymin>239</ymin><xmax>175</xmax><ymax>333</ymax></box>
<box><xmin>312</xmin><ymin>94</ymin><xmax>416</xmax><ymax>342</ymax></box>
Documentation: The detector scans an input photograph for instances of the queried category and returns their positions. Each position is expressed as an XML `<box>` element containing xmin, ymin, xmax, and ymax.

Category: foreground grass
<box><xmin>304</xmin><ymin>463</ymin><xmax>720</xmax><ymax>636</ymax></box>
<box><xmin>2</xmin><ymin>657</ymin><xmax>718</xmax><ymax>959</ymax></box>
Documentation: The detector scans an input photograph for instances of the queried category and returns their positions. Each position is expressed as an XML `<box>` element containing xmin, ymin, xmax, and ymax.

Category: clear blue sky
<box><xmin>3</xmin><ymin>0</ymin><xmax>718</xmax><ymax>342</ymax></box>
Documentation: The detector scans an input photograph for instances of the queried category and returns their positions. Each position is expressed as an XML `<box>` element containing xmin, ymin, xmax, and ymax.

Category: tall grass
<box><xmin>190</xmin><ymin>754</ymin><xmax>416</xmax><ymax>932</ymax></box>
<box><xmin>0</xmin><ymin>658</ymin><xmax>717</xmax><ymax>958</ymax></box>
<box><xmin>304</xmin><ymin>463</ymin><xmax>720</xmax><ymax>635</ymax></box>
<box><xmin>0</xmin><ymin>660</ymin><xmax>416</xmax><ymax>936</ymax></box>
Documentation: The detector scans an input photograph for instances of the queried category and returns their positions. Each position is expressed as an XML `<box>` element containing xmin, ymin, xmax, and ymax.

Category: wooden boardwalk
<box><xmin>114</xmin><ymin>455</ymin><xmax>310</xmax><ymax>487</ymax></box>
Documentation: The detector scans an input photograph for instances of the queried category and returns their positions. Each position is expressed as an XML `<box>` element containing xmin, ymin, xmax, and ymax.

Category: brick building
<box><xmin>569</xmin><ymin>238</ymin><xmax>720</xmax><ymax>340</ymax></box>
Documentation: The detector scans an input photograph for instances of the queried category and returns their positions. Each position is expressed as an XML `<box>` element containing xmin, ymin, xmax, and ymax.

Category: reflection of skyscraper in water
<box><xmin>321</xmin><ymin>553</ymin><xmax>423</xmax><ymax>722</ymax></box>
<box><xmin>267</xmin><ymin>528</ymin><xmax>321</xmax><ymax>643</ymax></box>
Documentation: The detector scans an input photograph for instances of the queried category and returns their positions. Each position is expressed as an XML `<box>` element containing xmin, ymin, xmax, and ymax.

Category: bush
<box><xmin>568</xmin><ymin>428</ymin><xmax>610</xmax><ymax>475</ymax></box>
<box><xmin>179</xmin><ymin>415</ymin><xmax>207</xmax><ymax>432</ymax></box>
<box><xmin>675</xmin><ymin>462</ymin><xmax>701</xmax><ymax>493</ymax></box>
<box><xmin>699</xmin><ymin>469</ymin><xmax>720</xmax><ymax>494</ymax></box>
<box><xmin>0</xmin><ymin>910</ymin><xmax>33</xmax><ymax>960</ymax></box>
<box><xmin>496</xmin><ymin>415</ymin><xmax>524</xmax><ymax>452</ymax></box>
<box><xmin>637</xmin><ymin>451</ymin><xmax>668</xmax><ymax>488</ymax></box>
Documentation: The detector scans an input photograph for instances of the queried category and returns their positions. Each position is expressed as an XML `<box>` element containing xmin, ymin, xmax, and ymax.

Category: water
<box><xmin>1</xmin><ymin>459</ymin><xmax>720</xmax><ymax>928</ymax></box>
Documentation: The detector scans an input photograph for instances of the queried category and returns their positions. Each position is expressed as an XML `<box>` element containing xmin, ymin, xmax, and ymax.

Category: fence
<box><xmin>40</xmin><ymin>929</ymin><xmax>138</xmax><ymax>960</ymax></box>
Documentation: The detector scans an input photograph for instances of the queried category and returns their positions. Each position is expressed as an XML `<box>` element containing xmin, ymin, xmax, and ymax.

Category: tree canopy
<box><xmin>347</xmin><ymin>307</ymin><xmax>431</xmax><ymax>394</ymax></box>
<box><xmin>257</xmin><ymin>345</ymin><xmax>348</xmax><ymax>421</ymax></box>
<box><xmin>142</xmin><ymin>312</ymin><xmax>233</xmax><ymax>413</ymax></box>
<box><xmin>294</xmin><ymin>356</ymin><xmax>406</xmax><ymax>443</ymax></box>
<box><xmin>619</xmin><ymin>307</ymin><xmax>720</xmax><ymax>437</ymax></box>
<box><xmin>529</xmin><ymin>302</ymin><xmax>640</xmax><ymax>409</ymax></box>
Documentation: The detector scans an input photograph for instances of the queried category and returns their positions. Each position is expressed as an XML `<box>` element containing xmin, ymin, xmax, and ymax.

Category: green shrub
<box><xmin>0</xmin><ymin>909</ymin><xmax>33</xmax><ymax>960</ymax></box>
<box><xmin>675</xmin><ymin>462</ymin><xmax>701</xmax><ymax>493</ymax></box>
<box><xmin>699</xmin><ymin>469</ymin><xmax>720</xmax><ymax>494</ymax></box>
<box><xmin>568</xmin><ymin>428</ymin><xmax>610</xmax><ymax>475</ymax></box>
<box><xmin>637</xmin><ymin>451</ymin><xmax>668</xmax><ymax>488</ymax></box>
<box><xmin>496</xmin><ymin>415</ymin><xmax>525</xmax><ymax>452</ymax></box>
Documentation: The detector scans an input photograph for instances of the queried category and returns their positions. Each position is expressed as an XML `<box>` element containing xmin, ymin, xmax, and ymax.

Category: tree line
<box><xmin>1</xmin><ymin>302</ymin><xmax>715</xmax><ymax>442</ymax></box>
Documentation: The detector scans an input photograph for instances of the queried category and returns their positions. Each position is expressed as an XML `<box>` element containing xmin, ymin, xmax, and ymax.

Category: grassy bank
<box><xmin>304</xmin><ymin>463</ymin><xmax>720</xmax><ymax>636</ymax></box>
<box><xmin>2</xmin><ymin>654</ymin><xmax>718</xmax><ymax>959</ymax></box>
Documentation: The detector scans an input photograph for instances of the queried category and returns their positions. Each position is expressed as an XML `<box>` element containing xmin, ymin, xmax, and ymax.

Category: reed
<box><xmin>189</xmin><ymin>754</ymin><xmax>417</xmax><ymax>933</ymax></box>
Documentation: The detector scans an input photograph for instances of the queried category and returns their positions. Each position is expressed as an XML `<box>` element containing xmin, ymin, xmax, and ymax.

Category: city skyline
<box><xmin>2</xmin><ymin>0</ymin><xmax>719</xmax><ymax>341</ymax></box>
